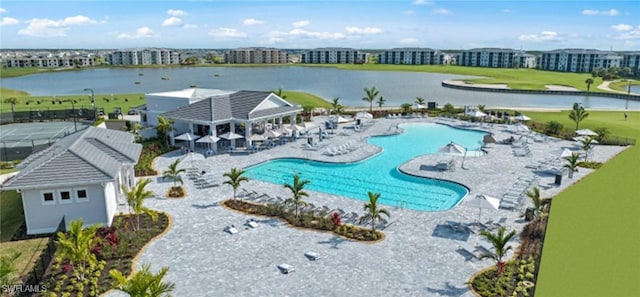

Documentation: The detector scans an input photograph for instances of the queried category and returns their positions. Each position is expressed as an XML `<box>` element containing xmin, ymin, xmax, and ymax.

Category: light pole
<box><xmin>64</xmin><ymin>99</ymin><xmax>78</xmax><ymax>132</ymax></box>
<box><xmin>83</xmin><ymin>88</ymin><xmax>95</xmax><ymax>119</ymax></box>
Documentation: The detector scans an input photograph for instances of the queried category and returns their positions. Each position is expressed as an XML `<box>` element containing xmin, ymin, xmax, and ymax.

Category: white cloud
<box><xmin>18</xmin><ymin>15</ymin><xmax>98</xmax><ymax>37</ymax></box>
<box><xmin>183</xmin><ymin>24</ymin><xmax>197</xmax><ymax>29</ymax></box>
<box><xmin>345</xmin><ymin>26</ymin><xmax>382</xmax><ymax>34</ymax></box>
<box><xmin>581</xmin><ymin>9</ymin><xmax>619</xmax><ymax>16</ymax></box>
<box><xmin>117</xmin><ymin>27</ymin><xmax>155</xmax><ymax>39</ymax></box>
<box><xmin>0</xmin><ymin>17</ymin><xmax>19</xmax><ymax>26</ymax></box>
<box><xmin>266</xmin><ymin>30</ymin><xmax>288</xmax><ymax>43</ymax></box>
<box><xmin>613</xmin><ymin>25</ymin><xmax>640</xmax><ymax>40</ymax></box>
<box><xmin>432</xmin><ymin>8</ymin><xmax>453</xmax><ymax>15</ymax></box>
<box><xmin>611</xmin><ymin>24</ymin><xmax>632</xmax><ymax>31</ymax></box>
<box><xmin>209</xmin><ymin>27</ymin><xmax>247</xmax><ymax>38</ymax></box>
<box><xmin>292</xmin><ymin>20</ymin><xmax>309</xmax><ymax>28</ymax></box>
<box><xmin>167</xmin><ymin>9</ymin><xmax>186</xmax><ymax>17</ymax></box>
<box><xmin>518</xmin><ymin>31</ymin><xmax>564</xmax><ymax>42</ymax></box>
<box><xmin>289</xmin><ymin>28</ymin><xmax>345</xmax><ymax>40</ymax></box>
<box><xmin>405</xmin><ymin>10</ymin><xmax>415</xmax><ymax>15</ymax></box>
<box><xmin>399</xmin><ymin>37</ymin><xmax>419</xmax><ymax>44</ymax></box>
<box><xmin>162</xmin><ymin>16</ymin><xmax>182</xmax><ymax>27</ymax></box>
<box><xmin>412</xmin><ymin>0</ymin><xmax>431</xmax><ymax>5</ymax></box>
<box><xmin>0</xmin><ymin>8</ymin><xmax>7</xmax><ymax>13</ymax></box>
<box><xmin>243</xmin><ymin>18</ymin><xmax>264</xmax><ymax>26</ymax></box>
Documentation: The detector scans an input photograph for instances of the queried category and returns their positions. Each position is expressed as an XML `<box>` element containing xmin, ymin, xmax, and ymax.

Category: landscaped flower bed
<box><xmin>134</xmin><ymin>140</ymin><xmax>173</xmax><ymax>176</ymax></box>
<box><xmin>223</xmin><ymin>199</ymin><xmax>384</xmax><ymax>242</ymax></box>
<box><xmin>40</xmin><ymin>212</ymin><xmax>170</xmax><ymax>296</ymax></box>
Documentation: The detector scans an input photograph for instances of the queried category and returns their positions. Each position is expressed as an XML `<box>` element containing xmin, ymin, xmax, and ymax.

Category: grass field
<box><xmin>281</xmin><ymin>90</ymin><xmax>332</xmax><ymax>108</ymax></box>
<box><xmin>0</xmin><ymin>190</ymin><xmax>24</xmax><ymax>242</ymax></box>
<box><xmin>529</xmin><ymin>110</ymin><xmax>640</xmax><ymax>296</ymax></box>
<box><xmin>0</xmin><ymin>238</ymin><xmax>49</xmax><ymax>282</ymax></box>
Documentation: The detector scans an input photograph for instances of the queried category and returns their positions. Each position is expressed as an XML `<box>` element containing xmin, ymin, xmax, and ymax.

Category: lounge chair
<box><xmin>245</xmin><ymin>219</ymin><xmax>259</xmax><ymax>228</ymax></box>
<box><xmin>224</xmin><ymin>225</ymin><xmax>238</xmax><ymax>234</ymax></box>
<box><xmin>458</xmin><ymin>242</ymin><xmax>479</xmax><ymax>259</ymax></box>
<box><xmin>304</xmin><ymin>252</ymin><xmax>323</xmax><ymax>261</ymax></box>
<box><xmin>476</xmin><ymin>240</ymin><xmax>494</xmax><ymax>254</ymax></box>
<box><xmin>277</xmin><ymin>263</ymin><xmax>295</xmax><ymax>274</ymax></box>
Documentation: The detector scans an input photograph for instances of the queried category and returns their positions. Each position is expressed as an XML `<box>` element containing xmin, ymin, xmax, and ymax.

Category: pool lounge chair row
<box><xmin>436</xmin><ymin>159</ymin><xmax>456</xmax><ymax>171</ymax></box>
<box><xmin>322</xmin><ymin>141</ymin><xmax>359</xmax><ymax>156</ymax></box>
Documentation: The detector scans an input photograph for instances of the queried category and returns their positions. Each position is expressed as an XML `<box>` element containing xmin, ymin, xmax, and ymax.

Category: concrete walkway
<box><xmin>108</xmin><ymin>116</ymin><xmax>627</xmax><ymax>297</ymax></box>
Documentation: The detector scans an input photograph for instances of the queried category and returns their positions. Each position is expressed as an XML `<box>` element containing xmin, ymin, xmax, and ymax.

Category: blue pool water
<box><xmin>244</xmin><ymin>123</ymin><xmax>487</xmax><ymax>211</ymax></box>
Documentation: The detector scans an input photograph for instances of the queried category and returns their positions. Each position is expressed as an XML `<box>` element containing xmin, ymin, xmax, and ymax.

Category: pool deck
<box><xmin>109</xmin><ymin>116</ymin><xmax>627</xmax><ymax>297</ymax></box>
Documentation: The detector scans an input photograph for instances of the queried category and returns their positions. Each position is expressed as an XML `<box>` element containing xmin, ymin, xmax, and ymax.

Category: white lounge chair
<box><xmin>245</xmin><ymin>219</ymin><xmax>259</xmax><ymax>228</ymax></box>
<box><xmin>277</xmin><ymin>263</ymin><xmax>295</xmax><ymax>274</ymax></box>
<box><xmin>224</xmin><ymin>225</ymin><xmax>238</xmax><ymax>234</ymax></box>
<box><xmin>458</xmin><ymin>242</ymin><xmax>479</xmax><ymax>259</ymax></box>
<box><xmin>304</xmin><ymin>252</ymin><xmax>322</xmax><ymax>261</ymax></box>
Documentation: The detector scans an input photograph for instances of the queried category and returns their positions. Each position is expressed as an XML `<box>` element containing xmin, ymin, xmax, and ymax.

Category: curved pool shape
<box><xmin>244</xmin><ymin>123</ymin><xmax>487</xmax><ymax>211</ymax></box>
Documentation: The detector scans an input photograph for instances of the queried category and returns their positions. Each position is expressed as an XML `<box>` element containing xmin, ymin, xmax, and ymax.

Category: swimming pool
<box><xmin>244</xmin><ymin>123</ymin><xmax>487</xmax><ymax>211</ymax></box>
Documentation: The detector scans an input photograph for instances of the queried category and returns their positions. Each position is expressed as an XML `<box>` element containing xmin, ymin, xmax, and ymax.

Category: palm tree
<box><xmin>122</xmin><ymin>178</ymin><xmax>157</xmax><ymax>231</ymax></box>
<box><xmin>110</xmin><ymin>264</ymin><xmax>176</xmax><ymax>297</ymax></box>
<box><xmin>362</xmin><ymin>86</ymin><xmax>379</xmax><ymax>113</ymax></box>
<box><xmin>3</xmin><ymin>97</ymin><xmax>19</xmax><ymax>116</ymax></box>
<box><xmin>56</xmin><ymin>219</ymin><xmax>101</xmax><ymax>280</ymax></box>
<box><xmin>563</xmin><ymin>152</ymin><xmax>581</xmax><ymax>178</ymax></box>
<box><xmin>376</xmin><ymin>96</ymin><xmax>386</xmax><ymax>111</ymax></box>
<box><xmin>477</xmin><ymin>104</ymin><xmax>486</xmax><ymax>112</ymax></box>
<box><xmin>156</xmin><ymin>115</ymin><xmax>174</xmax><ymax>147</ymax></box>
<box><xmin>359</xmin><ymin>192</ymin><xmax>390</xmax><ymax>232</ymax></box>
<box><xmin>273</xmin><ymin>88</ymin><xmax>287</xmax><ymax>99</ymax></box>
<box><xmin>568</xmin><ymin>102</ymin><xmax>589</xmax><ymax>130</ymax></box>
<box><xmin>525</xmin><ymin>187</ymin><xmax>545</xmax><ymax>222</ymax></box>
<box><xmin>330</xmin><ymin>97</ymin><xmax>343</xmax><ymax>115</ymax></box>
<box><xmin>479</xmin><ymin>226</ymin><xmax>517</xmax><ymax>276</ymax></box>
<box><xmin>593</xmin><ymin>127</ymin><xmax>609</xmax><ymax>143</ymax></box>
<box><xmin>585</xmin><ymin>78</ymin><xmax>594</xmax><ymax>92</ymax></box>
<box><xmin>580</xmin><ymin>137</ymin><xmax>595</xmax><ymax>161</ymax></box>
<box><xmin>163</xmin><ymin>159</ymin><xmax>186</xmax><ymax>197</ymax></box>
<box><xmin>400</xmin><ymin>103</ymin><xmax>413</xmax><ymax>114</ymax></box>
<box><xmin>415</xmin><ymin>97</ymin><xmax>426</xmax><ymax>114</ymax></box>
<box><xmin>283</xmin><ymin>174</ymin><xmax>310</xmax><ymax>218</ymax></box>
<box><xmin>223</xmin><ymin>168</ymin><xmax>249</xmax><ymax>200</ymax></box>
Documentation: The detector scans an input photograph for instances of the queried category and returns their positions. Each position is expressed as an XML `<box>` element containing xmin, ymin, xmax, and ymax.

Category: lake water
<box><xmin>2</xmin><ymin>66</ymin><xmax>639</xmax><ymax>109</ymax></box>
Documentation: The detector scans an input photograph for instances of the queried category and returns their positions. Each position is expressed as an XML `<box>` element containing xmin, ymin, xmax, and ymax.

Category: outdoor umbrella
<box><xmin>572</xmin><ymin>136</ymin><xmax>599</xmax><ymax>144</ymax></box>
<box><xmin>175</xmin><ymin>132</ymin><xmax>200</xmax><ymax>150</ymax></box>
<box><xmin>438</xmin><ymin>141</ymin><xmax>467</xmax><ymax>169</ymax></box>
<box><xmin>248</xmin><ymin>134</ymin><xmax>266</xmax><ymax>141</ymax></box>
<box><xmin>355</xmin><ymin>111</ymin><xmax>373</xmax><ymax>120</ymax></box>
<box><xmin>464</xmin><ymin>194</ymin><xmax>500</xmax><ymax>223</ymax></box>
<box><xmin>575</xmin><ymin>129</ymin><xmax>598</xmax><ymax>136</ymax></box>
<box><xmin>465</xmin><ymin>110</ymin><xmax>487</xmax><ymax>118</ymax></box>
<box><xmin>553</xmin><ymin>148</ymin><xmax>575</xmax><ymax>158</ymax></box>
<box><xmin>197</xmin><ymin>135</ymin><xmax>220</xmax><ymax>152</ymax></box>
<box><xmin>218</xmin><ymin>131</ymin><xmax>244</xmax><ymax>140</ymax></box>
<box><xmin>266</xmin><ymin>130</ymin><xmax>281</xmax><ymax>138</ymax></box>
<box><xmin>513</xmin><ymin>114</ymin><xmax>532</xmax><ymax>121</ymax></box>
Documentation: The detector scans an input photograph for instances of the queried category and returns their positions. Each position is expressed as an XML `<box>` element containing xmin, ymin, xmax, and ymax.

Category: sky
<box><xmin>0</xmin><ymin>0</ymin><xmax>638</xmax><ymax>50</ymax></box>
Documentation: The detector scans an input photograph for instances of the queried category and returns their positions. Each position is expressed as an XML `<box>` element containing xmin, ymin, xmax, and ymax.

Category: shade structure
<box><xmin>438</xmin><ymin>141</ymin><xmax>468</xmax><ymax>169</ymax></box>
<box><xmin>175</xmin><ymin>132</ymin><xmax>200</xmax><ymax>141</ymax></box>
<box><xmin>328</xmin><ymin>115</ymin><xmax>350</xmax><ymax>123</ymax></box>
<box><xmin>464</xmin><ymin>194</ymin><xmax>500</xmax><ymax>222</ymax></box>
<box><xmin>266</xmin><ymin>130</ymin><xmax>281</xmax><ymax>138</ymax></box>
<box><xmin>196</xmin><ymin>135</ymin><xmax>220</xmax><ymax>143</ymax></box>
<box><xmin>218</xmin><ymin>131</ymin><xmax>244</xmax><ymax>140</ymax></box>
<box><xmin>553</xmin><ymin>148</ymin><xmax>574</xmax><ymax>158</ymax></box>
<box><xmin>465</xmin><ymin>110</ymin><xmax>487</xmax><ymax>118</ymax></box>
<box><xmin>248</xmin><ymin>134</ymin><xmax>266</xmax><ymax>141</ymax></box>
<box><xmin>414</xmin><ymin>103</ymin><xmax>427</xmax><ymax>109</ymax></box>
<box><xmin>575</xmin><ymin>129</ymin><xmax>598</xmax><ymax>136</ymax></box>
<box><xmin>355</xmin><ymin>111</ymin><xmax>373</xmax><ymax>119</ymax></box>
<box><xmin>573</xmin><ymin>136</ymin><xmax>598</xmax><ymax>144</ymax></box>
<box><xmin>513</xmin><ymin>114</ymin><xmax>532</xmax><ymax>121</ymax></box>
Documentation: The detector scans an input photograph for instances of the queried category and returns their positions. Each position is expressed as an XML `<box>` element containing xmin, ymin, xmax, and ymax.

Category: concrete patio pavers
<box><xmin>108</xmin><ymin>116</ymin><xmax>627</xmax><ymax>297</ymax></box>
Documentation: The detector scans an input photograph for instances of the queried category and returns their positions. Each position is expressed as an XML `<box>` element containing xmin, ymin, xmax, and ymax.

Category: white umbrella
<box><xmin>355</xmin><ymin>111</ymin><xmax>373</xmax><ymax>120</ymax></box>
<box><xmin>553</xmin><ymin>148</ymin><xmax>574</xmax><ymax>158</ymax></box>
<box><xmin>279</xmin><ymin>127</ymin><xmax>292</xmax><ymax>136</ymax></box>
<box><xmin>464</xmin><ymin>194</ymin><xmax>500</xmax><ymax>223</ymax></box>
<box><xmin>218</xmin><ymin>131</ymin><xmax>244</xmax><ymax>140</ymax></box>
<box><xmin>575</xmin><ymin>129</ymin><xmax>598</xmax><ymax>136</ymax></box>
<box><xmin>266</xmin><ymin>130</ymin><xmax>281</xmax><ymax>138</ymax></box>
<box><xmin>510</xmin><ymin>123</ymin><xmax>530</xmax><ymax>133</ymax></box>
<box><xmin>573</xmin><ymin>136</ymin><xmax>599</xmax><ymax>144</ymax></box>
<box><xmin>302</xmin><ymin>122</ymin><xmax>317</xmax><ymax>129</ymax></box>
<box><xmin>248</xmin><ymin>134</ymin><xmax>266</xmax><ymax>141</ymax></box>
<box><xmin>514</xmin><ymin>114</ymin><xmax>532</xmax><ymax>121</ymax></box>
<box><xmin>438</xmin><ymin>141</ymin><xmax>468</xmax><ymax>169</ymax></box>
<box><xmin>465</xmin><ymin>110</ymin><xmax>487</xmax><ymax>118</ymax></box>
<box><xmin>197</xmin><ymin>135</ymin><xmax>220</xmax><ymax>152</ymax></box>
<box><xmin>175</xmin><ymin>132</ymin><xmax>200</xmax><ymax>141</ymax></box>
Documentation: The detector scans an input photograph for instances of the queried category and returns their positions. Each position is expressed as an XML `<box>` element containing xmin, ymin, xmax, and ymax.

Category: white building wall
<box><xmin>145</xmin><ymin>95</ymin><xmax>191</xmax><ymax>126</ymax></box>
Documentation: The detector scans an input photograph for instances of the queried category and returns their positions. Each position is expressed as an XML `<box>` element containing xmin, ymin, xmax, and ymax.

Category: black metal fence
<box><xmin>0</xmin><ymin>138</ymin><xmax>64</xmax><ymax>161</ymax></box>
<box><xmin>17</xmin><ymin>217</ymin><xmax>66</xmax><ymax>297</ymax></box>
<box><xmin>0</xmin><ymin>107</ymin><xmax>97</xmax><ymax>125</ymax></box>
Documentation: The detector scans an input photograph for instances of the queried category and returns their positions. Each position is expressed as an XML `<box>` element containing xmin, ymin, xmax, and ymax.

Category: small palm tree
<box><xmin>330</xmin><ymin>97</ymin><xmax>342</xmax><ymax>115</ymax></box>
<box><xmin>283</xmin><ymin>174</ymin><xmax>310</xmax><ymax>218</ymax></box>
<box><xmin>585</xmin><ymin>78</ymin><xmax>594</xmax><ymax>92</ymax></box>
<box><xmin>110</xmin><ymin>264</ymin><xmax>176</xmax><ymax>297</ymax></box>
<box><xmin>477</xmin><ymin>104</ymin><xmax>486</xmax><ymax>112</ymax></box>
<box><xmin>593</xmin><ymin>127</ymin><xmax>609</xmax><ymax>143</ymax></box>
<box><xmin>223</xmin><ymin>168</ymin><xmax>249</xmax><ymax>200</ymax></box>
<box><xmin>122</xmin><ymin>178</ymin><xmax>157</xmax><ymax>231</ymax></box>
<box><xmin>57</xmin><ymin>219</ymin><xmax>101</xmax><ymax>280</ymax></box>
<box><xmin>376</xmin><ymin>96</ymin><xmax>386</xmax><ymax>111</ymax></box>
<box><xmin>3</xmin><ymin>97</ymin><xmax>19</xmax><ymax>116</ymax></box>
<box><xmin>580</xmin><ymin>137</ymin><xmax>595</xmax><ymax>161</ymax></box>
<box><xmin>359</xmin><ymin>192</ymin><xmax>390</xmax><ymax>232</ymax></box>
<box><xmin>525</xmin><ymin>187</ymin><xmax>545</xmax><ymax>222</ymax></box>
<box><xmin>163</xmin><ymin>159</ymin><xmax>186</xmax><ymax>197</ymax></box>
<box><xmin>401</xmin><ymin>103</ymin><xmax>413</xmax><ymax>114</ymax></box>
<box><xmin>156</xmin><ymin>115</ymin><xmax>174</xmax><ymax>147</ymax></box>
<box><xmin>362</xmin><ymin>86</ymin><xmax>379</xmax><ymax>113</ymax></box>
<box><xmin>569</xmin><ymin>102</ymin><xmax>589</xmax><ymax>130</ymax></box>
<box><xmin>563</xmin><ymin>152</ymin><xmax>581</xmax><ymax>178</ymax></box>
<box><xmin>479</xmin><ymin>226</ymin><xmax>517</xmax><ymax>276</ymax></box>
<box><xmin>273</xmin><ymin>88</ymin><xmax>287</xmax><ymax>99</ymax></box>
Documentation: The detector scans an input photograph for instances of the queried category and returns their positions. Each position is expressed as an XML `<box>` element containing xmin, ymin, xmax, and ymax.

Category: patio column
<box><xmin>229</xmin><ymin>122</ymin><xmax>236</xmax><ymax>148</ymax></box>
<box><xmin>245</xmin><ymin>121</ymin><xmax>252</xmax><ymax>148</ymax></box>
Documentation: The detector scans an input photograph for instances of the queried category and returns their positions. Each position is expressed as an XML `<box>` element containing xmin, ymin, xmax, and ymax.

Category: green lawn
<box><xmin>531</xmin><ymin>110</ymin><xmax>640</xmax><ymax>297</ymax></box>
<box><xmin>281</xmin><ymin>90</ymin><xmax>332</xmax><ymax>108</ymax></box>
<box><xmin>0</xmin><ymin>190</ymin><xmax>24</xmax><ymax>242</ymax></box>
<box><xmin>522</xmin><ymin>110</ymin><xmax>640</xmax><ymax>138</ymax></box>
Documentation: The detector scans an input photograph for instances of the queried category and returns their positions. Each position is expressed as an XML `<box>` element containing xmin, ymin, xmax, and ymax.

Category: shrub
<box><xmin>545</xmin><ymin>121</ymin><xmax>564</xmax><ymax>135</ymax></box>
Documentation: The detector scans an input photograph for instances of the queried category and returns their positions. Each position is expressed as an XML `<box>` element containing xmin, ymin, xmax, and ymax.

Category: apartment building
<box><xmin>300</xmin><ymin>48</ymin><xmax>367</xmax><ymax>64</ymax></box>
<box><xmin>539</xmin><ymin>49</ymin><xmax>622</xmax><ymax>73</ymax></box>
<box><xmin>377</xmin><ymin>48</ymin><xmax>445</xmax><ymax>65</ymax></box>
<box><xmin>3</xmin><ymin>55</ymin><xmax>94</xmax><ymax>68</ymax></box>
<box><xmin>457</xmin><ymin>48</ymin><xmax>528</xmax><ymax>68</ymax></box>
<box><xmin>224</xmin><ymin>48</ymin><xmax>288</xmax><ymax>64</ymax></box>
<box><xmin>622</xmin><ymin>52</ymin><xmax>640</xmax><ymax>75</ymax></box>
<box><xmin>107</xmin><ymin>48</ymin><xmax>181</xmax><ymax>65</ymax></box>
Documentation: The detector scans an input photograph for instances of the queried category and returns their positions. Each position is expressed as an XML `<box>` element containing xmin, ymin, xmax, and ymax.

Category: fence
<box><xmin>17</xmin><ymin>217</ymin><xmax>66</xmax><ymax>297</ymax></box>
<box><xmin>0</xmin><ymin>107</ymin><xmax>98</xmax><ymax>125</ymax></box>
<box><xmin>0</xmin><ymin>138</ymin><xmax>64</xmax><ymax>162</ymax></box>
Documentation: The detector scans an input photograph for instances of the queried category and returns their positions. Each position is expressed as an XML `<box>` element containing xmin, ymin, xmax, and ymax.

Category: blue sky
<box><xmin>0</xmin><ymin>0</ymin><xmax>638</xmax><ymax>50</ymax></box>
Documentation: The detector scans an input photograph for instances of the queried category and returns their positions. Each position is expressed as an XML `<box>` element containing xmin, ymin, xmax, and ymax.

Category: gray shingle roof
<box><xmin>161</xmin><ymin>90</ymin><xmax>302</xmax><ymax>123</ymax></box>
<box><xmin>3</xmin><ymin>127</ymin><xmax>142</xmax><ymax>189</ymax></box>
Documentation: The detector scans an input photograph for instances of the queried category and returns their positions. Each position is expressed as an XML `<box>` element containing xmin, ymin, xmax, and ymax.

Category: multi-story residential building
<box><xmin>539</xmin><ymin>49</ymin><xmax>622</xmax><ymax>73</ymax></box>
<box><xmin>457</xmin><ymin>48</ymin><xmax>526</xmax><ymax>68</ymax></box>
<box><xmin>300</xmin><ymin>48</ymin><xmax>367</xmax><ymax>64</ymax></box>
<box><xmin>3</xmin><ymin>54</ymin><xmax>94</xmax><ymax>68</ymax></box>
<box><xmin>107</xmin><ymin>48</ymin><xmax>181</xmax><ymax>65</ymax></box>
<box><xmin>377</xmin><ymin>48</ymin><xmax>445</xmax><ymax>65</ymax></box>
<box><xmin>621</xmin><ymin>52</ymin><xmax>640</xmax><ymax>75</ymax></box>
<box><xmin>224</xmin><ymin>48</ymin><xmax>288</xmax><ymax>64</ymax></box>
